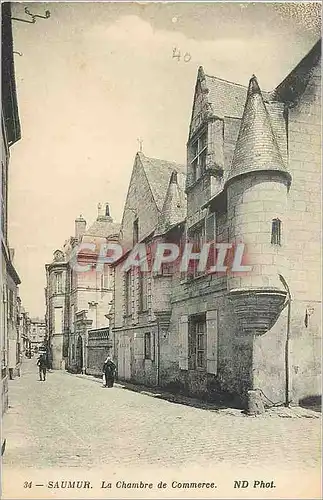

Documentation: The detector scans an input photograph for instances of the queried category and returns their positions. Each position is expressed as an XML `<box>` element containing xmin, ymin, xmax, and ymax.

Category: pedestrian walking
<box><xmin>37</xmin><ymin>353</ymin><xmax>47</xmax><ymax>381</ymax></box>
<box><xmin>102</xmin><ymin>356</ymin><xmax>116</xmax><ymax>388</ymax></box>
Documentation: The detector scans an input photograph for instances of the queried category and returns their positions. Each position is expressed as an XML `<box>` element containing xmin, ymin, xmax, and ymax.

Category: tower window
<box><xmin>271</xmin><ymin>218</ymin><xmax>282</xmax><ymax>245</ymax></box>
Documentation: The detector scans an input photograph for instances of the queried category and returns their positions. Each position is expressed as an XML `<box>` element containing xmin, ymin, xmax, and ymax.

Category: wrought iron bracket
<box><xmin>12</xmin><ymin>7</ymin><xmax>51</xmax><ymax>24</ymax></box>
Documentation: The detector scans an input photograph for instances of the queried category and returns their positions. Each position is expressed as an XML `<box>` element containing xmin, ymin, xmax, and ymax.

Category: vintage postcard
<box><xmin>1</xmin><ymin>1</ymin><xmax>321</xmax><ymax>499</ymax></box>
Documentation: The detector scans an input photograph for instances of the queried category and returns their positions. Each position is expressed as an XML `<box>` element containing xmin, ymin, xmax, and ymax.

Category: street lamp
<box><xmin>278</xmin><ymin>274</ymin><xmax>291</xmax><ymax>407</ymax></box>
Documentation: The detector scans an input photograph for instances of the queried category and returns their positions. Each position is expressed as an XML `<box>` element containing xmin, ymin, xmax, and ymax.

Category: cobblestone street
<box><xmin>3</xmin><ymin>359</ymin><xmax>321</xmax><ymax>473</ymax></box>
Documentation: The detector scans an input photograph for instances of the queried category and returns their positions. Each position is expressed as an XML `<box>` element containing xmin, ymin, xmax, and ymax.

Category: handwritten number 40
<box><xmin>172</xmin><ymin>47</ymin><xmax>191</xmax><ymax>62</ymax></box>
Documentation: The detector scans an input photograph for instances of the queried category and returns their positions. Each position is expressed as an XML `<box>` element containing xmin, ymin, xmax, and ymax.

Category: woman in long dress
<box><xmin>102</xmin><ymin>356</ymin><xmax>116</xmax><ymax>388</ymax></box>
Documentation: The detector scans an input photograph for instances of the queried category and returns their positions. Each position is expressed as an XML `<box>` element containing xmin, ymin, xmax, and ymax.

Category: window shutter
<box><xmin>179</xmin><ymin>315</ymin><xmax>189</xmax><ymax>370</ymax></box>
<box><xmin>131</xmin><ymin>271</ymin><xmax>136</xmax><ymax>321</ymax></box>
<box><xmin>205</xmin><ymin>212</ymin><xmax>216</xmax><ymax>243</ymax></box>
<box><xmin>206</xmin><ymin>309</ymin><xmax>218</xmax><ymax>374</ymax></box>
<box><xmin>151</xmin><ymin>333</ymin><xmax>155</xmax><ymax>361</ymax></box>
<box><xmin>205</xmin><ymin>212</ymin><xmax>216</xmax><ymax>270</ymax></box>
<box><xmin>134</xmin><ymin>333</ymin><xmax>144</xmax><ymax>359</ymax></box>
<box><xmin>133</xmin><ymin>270</ymin><xmax>139</xmax><ymax>323</ymax></box>
<box><xmin>122</xmin><ymin>272</ymin><xmax>126</xmax><ymax>317</ymax></box>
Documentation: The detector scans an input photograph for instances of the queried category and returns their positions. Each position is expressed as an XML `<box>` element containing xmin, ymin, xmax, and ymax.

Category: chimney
<box><xmin>97</xmin><ymin>202</ymin><xmax>112</xmax><ymax>221</ymax></box>
<box><xmin>75</xmin><ymin>215</ymin><xmax>86</xmax><ymax>239</ymax></box>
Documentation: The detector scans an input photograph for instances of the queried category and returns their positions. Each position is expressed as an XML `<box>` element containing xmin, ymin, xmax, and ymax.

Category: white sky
<box><xmin>8</xmin><ymin>2</ymin><xmax>320</xmax><ymax>317</ymax></box>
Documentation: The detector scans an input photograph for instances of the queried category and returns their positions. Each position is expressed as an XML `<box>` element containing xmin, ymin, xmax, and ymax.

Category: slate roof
<box><xmin>85</xmin><ymin>217</ymin><xmax>120</xmax><ymax>239</ymax></box>
<box><xmin>226</xmin><ymin>76</ymin><xmax>291</xmax><ymax>185</ymax></box>
<box><xmin>156</xmin><ymin>171</ymin><xmax>187</xmax><ymax>235</ymax></box>
<box><xmin>137</xmin><ymin>152</ymin><xmax>186</xmax><ymax>212</ymax></box>
<box><xmin>202</xmin><ymin>72</ymin><xmax>273</xmax><ymax>120</ymax></box>
<box><xmin>198</xmin><ymin>39</ymin><xmax>320</xmax><ymax>121</ymax></box>
<box><xmin>273</xmin><ymin>39</ymin><xmax>321</xmax><ymax>104</ymax></box>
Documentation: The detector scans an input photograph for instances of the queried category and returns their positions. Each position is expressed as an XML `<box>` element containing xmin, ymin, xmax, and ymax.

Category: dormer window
<box><xmin>190</xmin><ymin>131</ymin><xmax>207</xmax><ymax>183</ymax></box>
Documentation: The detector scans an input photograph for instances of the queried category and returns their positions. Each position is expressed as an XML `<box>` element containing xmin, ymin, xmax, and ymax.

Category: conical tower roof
<box><xmin>226</xmin><ymin>75</ymin><xmax>291</xmax><ymax>185</ymax></box>
<box><xmin>155</xmin><ymin>170</ymin><xmax>186</xmax><ymax>235</ymax></box>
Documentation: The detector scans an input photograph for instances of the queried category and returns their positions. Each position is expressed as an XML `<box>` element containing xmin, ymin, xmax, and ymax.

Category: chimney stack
<box><xmin>75</xmin><ymin>215</ymin><xmax>86</xmax><ymax>240</ymax></box>
<box><xmin>97</xmin><ymin>202</ymin><xmax>112</xmax><ymax>221</ymax></box>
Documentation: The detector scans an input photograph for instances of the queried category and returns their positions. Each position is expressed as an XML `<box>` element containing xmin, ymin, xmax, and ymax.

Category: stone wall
<box><xmin>159</xmin><ymin>291</ymin><xmax>253</xmax><ymax>407</ymax></box>
<box><xmin>120</xmin><ymin>156</ymin><xmax>159</xmax><ymax>250</ymax></box>
<box><xmin>227</xmin><ymin>171</ymin><xmax>289</xmax><ymax>291</ymax></box>
<box><xmin>86</xmin><ymin>328</ymin><xmax>112</xmax><ymax>377</ymax></box>
<box><xmin>253</xmin><ymin>61</ymin><xmax>322</xmax><ymax>404</ymax></box>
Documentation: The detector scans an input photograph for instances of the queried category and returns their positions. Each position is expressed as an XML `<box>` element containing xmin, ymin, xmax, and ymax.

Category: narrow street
<box><xmin>3</xmin><ymin>359</ymin><xmax>321</xmax><ymax>469</ymax></box>
<box><xmin>2</xmin><ymin>360</ymin><xmax>321</xmax><ymax>499</ymax></box>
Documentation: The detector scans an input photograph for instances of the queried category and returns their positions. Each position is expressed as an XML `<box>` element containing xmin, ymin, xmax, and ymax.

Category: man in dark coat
<box><xmin>102</xmin><ymin>356</ymin><xmax>116</xmax><ymax>388</ymax></box>
<box><xmin>37</xmin><ymin>354</ymin><xmax>47</xmax><ymax>381</ymax></box>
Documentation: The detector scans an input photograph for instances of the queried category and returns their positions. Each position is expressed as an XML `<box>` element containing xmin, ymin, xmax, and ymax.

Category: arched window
<box><xmin>271</xmin><ymin>218</ymin><xmax>282</xmax><ymax>245</ymax></box>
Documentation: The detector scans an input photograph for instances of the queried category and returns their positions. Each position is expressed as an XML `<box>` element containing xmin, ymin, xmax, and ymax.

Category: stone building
<box><xmin>113</xmin><ymin>41</ymin><xmax>321</xmax><ymax>408</ymax></box>
<box><xmin>113</xmin><ymin>152</ymin><xmax>186</xmax><ymax>383</ymax></box>
<box><xmin>45</xmin><ymin>203</ymin><xmax>119</xmax><ymax>373</ymax></box>
<box><xmin>18</xmin><ymin>305</ymin><xmax>31</xmax><ymax>355</ymax></box>
<box><xmin>1</xmin><ymin>2</ymin><xmax>22</xmax><ymax>418</ymax></box>
<box><xmin>45</xmin><ymin>249</ymin><xmax>68</xmax><ymax>369</ymax></box>
<box><xmin>29</xmin><ymin>318</ymin><xmax>46</xmax><ymax>353</ymax></box>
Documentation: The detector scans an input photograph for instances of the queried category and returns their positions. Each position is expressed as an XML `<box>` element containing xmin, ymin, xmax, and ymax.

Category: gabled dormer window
<box><xmin>191</xmin><ymin>131</ymin><xmax>207</xmax><ymax>183</ymax></box>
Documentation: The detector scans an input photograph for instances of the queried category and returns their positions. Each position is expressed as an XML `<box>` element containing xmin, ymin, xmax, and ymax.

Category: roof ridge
<box><xmin>205</xmin><ymin>72</ymin><xmax>274</xmax><ymax>94</ymax></box>
<box><xmin>204</xmin><ymin>73</ymin><xmax>248</xmax><ymax>90</ymax></box>
<box><xmin>139</xmin><ymin>151</ymin><xmax>185</xmax><ymax>169</ymax></box>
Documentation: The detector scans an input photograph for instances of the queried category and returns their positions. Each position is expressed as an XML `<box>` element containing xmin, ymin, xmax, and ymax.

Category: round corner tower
<box><xmin>225</xmin><ymin>75</ymin><xmax>292</xmax><ymax>336</ymax></box>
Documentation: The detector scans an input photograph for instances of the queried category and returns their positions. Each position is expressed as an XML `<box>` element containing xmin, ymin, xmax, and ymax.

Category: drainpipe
<box><xmin>278</xmin><ymin>274</ymin><xmax>292</xmax><ymax>407</ymax></box>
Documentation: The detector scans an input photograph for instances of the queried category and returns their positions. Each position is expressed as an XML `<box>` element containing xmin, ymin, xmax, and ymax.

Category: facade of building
<box><xmin>45</xmin><ymin>203</ymin><xmax>119</xmax><ymax>373</ymax></box>
<box><xmin>1</xmin><ymin>3</ymin><xmax>22</xmax><ymax>419</ymax></box>
<box><xmin>18</xmin><ymin>304</ymin><xmax>31</xmax><ymax>355</ymax></box>
<box><xmin>113</xmin><ymin>41</ymin><xmax>321</xmax><ymax>408</ymax></box>
<box><xmin>29</xmin><ymin>318</ymin><xmax>46</xmax><ymax>353</ymax></box>
<box><xmin>45</xmin><ymin>249</ymin><xmax>68</xmax><ymax>369</ymax></box>
<box><xmin>113</xmin><ymin>152</ymin><xmax>186</xmax><ymax>384</ymax></box>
